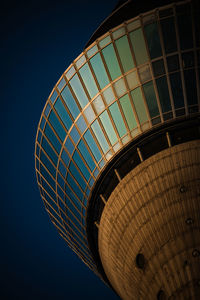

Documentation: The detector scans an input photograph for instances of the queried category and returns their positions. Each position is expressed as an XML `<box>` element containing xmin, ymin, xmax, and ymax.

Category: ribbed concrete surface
<box><xmin>99</xmin><ymin>140</ymin><xmax>200</xmax><ymax>300</ymax></box>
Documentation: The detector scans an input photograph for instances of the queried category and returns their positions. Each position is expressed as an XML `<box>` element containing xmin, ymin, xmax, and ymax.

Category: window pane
<box><xmin>48</xmin><ymin>110</ymin><xmax>66</xmax><ymax>142</ymax></box>
<box><xmin>152</xmin><ymin>59</ymin><xmax>165</xmax><ymax>77</ymax></box>
<box><xmin>131</xmin><ymin>87</ymin><xmax>148</xmax><ymax>124</ymax></box>
<box><xmin>138</xmin><ymin>64</ymin><xmax>151</xmax><ymax>83</ymax></box>
<box><xmin>99</xmin><ymin>110</ymin><xmax>118</xmax><ymax>145</ymax></box>
<box><xmin>129</xmin><ymin>28</ymin><xmax>148</xmax><ymax>65</ymax></box>
<box><xmin>40</xmin><ymin>165</ymin><xmax>55</xmax><ymax>190</ymax></box>
<box><xmin>109</xmin><ymin>102</ymin><xmax>127</xmax><ymax>137</ymax></box>
<box><xmin>70</xmin><ymin>126</ymin><xmax>80</xmax><ymax>144</ymax></box>
<box><xmin>160</xmin><ymin>17</ymin><xmax>177</xmax><ymax>54</ymax></box>
<box><xmin>169</xmin><ymin>72</ymin><xmax>184</xmax><ymax>109</ymax></box>
<box><xmin>70</xmin><ymin>74</ymin><xmax>89</xmax><ymax>109</ymax></box>
<box><xmin>167</xmin><ymin>55</ymin><xmax>180</xmax><ymax>72</ymax></box>
<box><xmin>177</xmin><ymin>12</ymin><xmax>193</xmax><ymax>50</ymax></box>
<box><xmin>156</xmin><ymin>76</ymin><xmax>172</xmax><ymax>112</ymax></box>
<box><xmin>182</xmin><ymin>51</ymin><xmax>194</xmax><ymax>68</ymax></box>
<box><xmin>113</xmin><ymin>78</ymin><xmax>126</xmax><ymax>97</ymax></box>
<box><xmin>143</xmin><ymin>81</ymin><xmax>159</xmax><ymax>118</ymax></box>
<box><xmin>115</xmin><ymin>35</ymin><xmax>134</xmax><ymax>72</ymax></box>
<box><xmin>144</xmin><ymin>23</ymin><xmax>162</xmax><ymax>59</ymax></box>
<box><xmin>40</xmin><ymin>150</ymin><xmax>56</xmax><ymax>178</ymax></box>
<box><xmin>54</xmin><ymin>98</ymin><xmax>72</xmax><ymax>130</ymax></box>
<box><xmin>41</xmin><ymin>137</ymin><xmax>58</xmax><ymax>166</ymax></box>
<box><xmin>61</xmin><ymin>86</ymin><xmax>80</xmax><ymax>119</ymax></box>
<box><xmin>44</xmin><ymin>123</ymin><xmax>61</xmax><ymax>153</ymax></box>
<box><xmin>78</xmin><ymin>140</ymin><xmax>96</xmax><ymax>171</ymax></box>
<box><xmin>87</xmin><ymin>45</ymin><xmax>98</xmax><ymax>58</ymax></box>
<box><xmin>84</xmin><ymin>130</ymin><xmax>102</xmax><ymax>162</ymax></box>
<box><xmin>119</xmin><ymin>94</ymin><xmax>137</xmax><ymax>130</ymax></box>
<box><xmin>90</xmin><ymin>53</ymin><xmax>109</xmax><ymax>89</ymax></box>
<box><xmin>184</xmin><ymin>69</ymin><xmax>197</xmax><ymax>105</ymax></box>
<box><xmin>83</xmin><ymin>105</ymin><xmax>96</xmax><ymax>123</ymax></box>
<box><xmin>76</xmin><ymin>115</ymin><xmax>87</xmax><ymax>133</ymax></box>
<box><xmin>79</xmin><ymin>63</ymin><xmax>98</xmax><ymax>98</ymax></box>
<box><xmin>69</xmin><ymin>162</ymin><xmax>87</xmax><ymax>191</ymax></box>
<box><xmin>99</xmin><ymin>35</ymin><xmax>111</xmax><ymax>48</ymax></box>
<box><xmin>61</xmin><ymin>149</ymin><xmax>70</xmax><ymax>167</ymax></box>
<box><xmin>91</xmin><ymin>120</ymin><xmax>109</xmax><ymax>153</ymax></box>
<box><xmin>65</xmin><ymin>137</ymin><xmax>74</xmax><ymax>155</ymax></box>
<box><xmin>102</xmin><ymin>44</ymin><xmax>121</xmax><ymax>80</ymax></box>
<box><xmin>93</xmin><ymin>95</ymin><xmax>105</xmax><ymax>114</ymax></box>
<box><xmin>103</xmin><ymin>86</ymin><xmax>115</xmax><ymax>105</ymax></box>
<box><xmin>73</xmin><ymin>150</ymin><xmax>91</xmax><ymax>181</ymax></box>
<box><xmin>66</xmin><ymin>174</ymin><xmax>83</xmax><ymax>201</ymax></box>
<box><xmin>126</xmin><ymin>70</ymin><xmax>139</xmax><ymax>90</ymax></box>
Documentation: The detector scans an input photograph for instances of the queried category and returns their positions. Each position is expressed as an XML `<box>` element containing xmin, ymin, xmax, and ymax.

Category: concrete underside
<box><xmin>99</xmin><ymin>140</ymin><xmax>200</xmax><ymax>299</ymax></box>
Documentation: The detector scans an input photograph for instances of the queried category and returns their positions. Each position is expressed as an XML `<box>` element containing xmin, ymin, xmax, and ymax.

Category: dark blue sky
<box><xmin>1</xmin><ymin>0</ymin><xmax>119</xmax><ymax>299</ymax></box>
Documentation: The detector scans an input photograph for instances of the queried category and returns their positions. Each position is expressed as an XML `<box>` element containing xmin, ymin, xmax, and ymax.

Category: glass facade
<box><xmin>35</xmin><ymin>1</ymin><xmax>200</xmax><ymax>272</ymax></box>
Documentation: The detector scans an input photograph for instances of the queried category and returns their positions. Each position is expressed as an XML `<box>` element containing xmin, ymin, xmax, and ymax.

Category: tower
<box><xmin>35</xmin><ymin>0</ymin><xmax>200</xmax><ymax>299</ymax></box>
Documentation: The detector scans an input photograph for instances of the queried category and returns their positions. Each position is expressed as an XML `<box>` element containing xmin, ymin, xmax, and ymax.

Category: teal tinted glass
<box><xmin>48</xmin><ymin>110</ymin><xmax>66</xmax><ymax>142</ymax></box>
<box><xmin>144</xmin><ymin>23</ymin><xmax>162</xmax><ymax>59</ymax></box>
<box><xmin>40</xmin><ymin>150</ymin><xmax>56</xmax><ymax>178</ymax></box>
<box><xmin>115</xmin><ymin>36</ymin><xmax>134</xmax><ymax>72</ymax></box>
<box><xmin>170</xmin><ymin>72</ymin><xmax>184</xmax><ymax>109</ymax></box>
<box><xmin>160</xmin><ymin>17</ymin><xmax>177</xmax><ymax>54</ymax></box>
<box><xmin>70</xmin><ymin>74</ymin><xmax>89</xmax><ymax>109</ymax></box>
<box><xmin>54</xmin><ymin>98</ymin><xmax>72</xmax><ymax>130</ymax></box>
<box><xmin>61</xmin><ymin>149</ymin><xmax>70</xmax><ymax>167</ymax></box>
<box><xmin>76</xmin><ymin>115</ymin><xmax>87</xmax><ymax>133</ymax></box>
<box><xmin>109</xmin><ymin>102</ymin><xmax>127</xmax><ymax>137</ymax></box>
<box><xmin>58</xmin><ymin>161</ymin><xmax>67</xmax><ymax>178</ymax></box>
<box><xmin>99</xmin><ymin>111</ymin><xmax>118</xmax><ymax>145</ymax></box>
<box><xmin>156</xmin><ymin>76</ymin><xmax>172</xmax><ymax>112</ymax></box>
<box><xmin>66</xmin><ymin>174</ymin><xmax>83</xmax><ymax>201</ymax></box>
<box><xmin>73</xmin><ymin>150</ymin><xmax>90</xmax><ymax>181</ymax></box>
<box><xmin>65</xmin><ymin>185</ymin><xmax>82</xmax><ymax>211</ymax></box>
<box><xmin>119</xmin><ymin>94</ymin><xmax>137</xmax><ymax>130</ymax></box>
<box><xmin>78</xmin><ymin>140</ymin><xmax>96</xmax><ymax>171</ymax></box>
<box><xmin>102</xmin><ymin>44</ymin><xmax>121</xmax><ymax>80</ymax></box>
<box><xmin>84</xmin><ymin>130</ymin><xmax>102</xmax><ymax>162</ymax></box>
<box><xmin>131</xmin><ymin>87</ymin><xmax>148</xmax><ymax>124</ymax></box>
<box><xmin>40</xmin><ymin>165</ymin><xmax>55</xmax><ymax>190</ymax></box>
<box><xmin>41</xmin><ymin>179</ymin><xmax>56</xmax><ymax>201</ymax></box>
<box><xmin>61</xmin><ymin>85</ymin><xmax>80</xmax><ymax>119</ymax></box>
<box><xmin>69</xmin><ymin>162</ymin><xmax>87</xmax><ymax>191</ymax></box>
<box><xmin>65</xmin><ymin>137</ymin><xmax>74</xmax><ymax>155</ymax></box>
<box><xmin>90</xmin><ymin>53</ymin><xmax>109</xmax><ymax>89</ymax></box>
<box><xmin>79</xmin><ymin>63</ymin><xmax>98</xmax><ymax>98</ymax></box>
<box><xmin>41</xmin><ymin>137</ymin><xmax>58</xmax><ymax>166</ymax></box>
<box><xmin>44</xmin><ymin>123</ymin><xmax>61</xmax><ymax>153</ymax></box>
<box><xmin>129</xmin><ymin>28</ymin><xmax>148</xmax><ymax>65</ymax></box>
<box><xmin>91</xmin><ymin>120</ymin><xmax>109</xmax><ymax>153</ymax></box>
<box><xmin>70</xmin><ymin>126</ymin><xmax>80</xmax><ymax>144</ymax></box>
<box><xmin>143</xmin><ymin>81</ymin><xmax>159</xmax><ymax>118</ymax></box>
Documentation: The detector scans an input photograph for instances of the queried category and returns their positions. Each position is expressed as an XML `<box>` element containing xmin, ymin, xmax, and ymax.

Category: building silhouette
<box><xmin>35</xmin><ymin>0</ymin><xmax>200</xmax><ymax>298</ymax></box>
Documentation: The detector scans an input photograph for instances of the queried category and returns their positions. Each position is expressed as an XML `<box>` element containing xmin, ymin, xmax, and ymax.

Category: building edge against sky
<box><xmin>35</xmin><ymin>0</ymin><xmax>200</xmax><ymax>298</ymax></box>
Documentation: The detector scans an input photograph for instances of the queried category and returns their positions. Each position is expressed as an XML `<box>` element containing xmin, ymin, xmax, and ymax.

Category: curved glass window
<box><xmin>90</xmin><ymin>53</ymin><xmax>109</xmax><ymax>89</ymax></box>
<box><xmin>102</xmin><ymin>44</ymin><xmax>121</xmax><ymax>80</ymax></box>
<box><xmin>144</xmin><ymin>23</ymin><xmax>162</xmax><ymax>59</ymax></box>
<box><xmin>61</xmin><ymin>85</ymin><xmax>80</xmax><ymax>119</ymax></box>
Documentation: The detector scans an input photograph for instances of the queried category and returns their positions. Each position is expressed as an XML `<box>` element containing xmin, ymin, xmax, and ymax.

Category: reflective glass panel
<box><xmin>40</xmin><ymin>165</ymin><xmax>55</xmax><ymax>190</ymax></box>
<box><xmin>57</xmin><ymin>78</ymin><xmax>66</xmax><ymax>92</ymax></box>
<box><xmin>90</xmin><ymin>53</ymin><xmax>109</xmax><ymax>89</ymax></box>
<box><xmin>156</xmin><ymin>76</ymin><xmax>172</xmax><ymax>112</ymax></box>
<box><xmin>93</xmin><ymin>95</ymin><xmax>105</xmax><ymax>114</ymax></box>
<box><xmin>44</xmin><ymin>123</ymin><xmax>61</xmax><ymax>154</ymax></box>
<box><xmin>160</xmin><ymin>17</ymin><xmax>177</xmax><ymax>54</ymax></box>
<box><xmin>73</xmin><ymin>150</ymin><xmax>91</xmax><ymax>181</ymax></box>
<box><xmin>67</xmin><ymin>174</ymin><xmax>83</xmax><ymax>200</ymax></box>
<box><xmin>84</xmin><ymin>130</ymin><xmax>102</xmax><ymax>162</ymax></box>
<box><xmin>50</xmin><ymin>90</ymin><xmax>57</xmax><ymax>104</ymax></box>
<box><xmin>138</xmin><ymin>64</ymin><xmax>151</xmax><ymax>83</ymax></box>
<box><xmin>127</xmin><ymin>19</ymin><xmax>140</xmax><ymax>31</ymax></box>
<box><xmin>126</xmin><ymin>70</ymin><xmax>139</xmax><ymax>90</ymax></box>
<box><xmin>48</xmin><ymin>110</ymin><xmax>66</xmax><ymax>142</ymax></box>
<box><xmin>99</xmin><ymin>35</ymin><xmax>111</xmax><ymax>48</ymax></box>
<box><xmin>109</xmin><ymin>102</ymin><xmax>127</xmax><ymax>137</ymax></box>
<box><xmin>70</xmin><ymin>126</ymin><xmax>80</xmax><ymax>144</ymax></box>
<box><xmin>129</xmin><ymin>28</ymin><xmax>148</xmax><ymax>65</ymax></box>
<box><xmin>115</xmin><ymin>35</ymin><xmax>135</xmax><ymax>72</ymax></box>
<box><xmin>79</xmin><ymin>63</ymin><xmax>98</xmax><ymax>98</ymax></box>
<box><xmin>169</xmin><ymin>72</ymin><xmax>184</xmax><ymax>109</ymax></box>
<box><xmin>70</xmin><ymin>74</ymin><xmax>89</xmax><ymax>109</ymax></box>
<box><xmin>65</xmin><ymin>137</ymin><xmax>74</xmax><ymax>155</ymax></box>
<box><xmin>61</xmin><ymin>86</ymin><xmax>80</xmax><ymax>119</ymax></box>
<box><xmin>120</xmin><ymin>94</ymin><xmax>137</xmax><ymax>130</ymax></box>
<box><xmin>65</xmin><ymin>181</ymin><xmax>82</xmax><ymax>209</ymax></box>
<box><xmin>182</xmin><ymin>52</ymin><xmax>194</xmax><ymax>68</ymax></box>
<box><xmin>131</xmin><ymin>87</ymin><xmax>148</xmax><ymax>124</ymax></box>
<box><xmin>102</xmin><ymin>44</ymin><xmax>121</xmax><ymax>80</ymax></box>
<box><xmin>91</xmin><ymin>120</ymin><xmax>109</xmax><ymax>153</ymax></box>
<box><xmin>103</xmin><ymin>86</ymin><xmax>115</xmax><ymax>105</ymax></box>
<box><xmin>143</xmin><ymin>81</ymin><xmax>159</xmax><ymax>118</ymax></box>
<box><xmin>78</xmin><ymin>140</ymin><xmax>96</xmax><ymax>171</ymax></box>
<box><xmin>41</xmin><ymin>136</ymin><xmax>58</xmax><ymax>166</ymax></box>
<box><xmin>61</xmin><ymin>149</ymin><xmax>70</xmax><ymax>167</ymax></box>
<box><xmin>113</xmin><ymin>78</ymin><xmax>126</xmax><ymax>97</ymax></box>
<box><xmin>83</xmin><ymin>105</ymin><xmax>96</xmax><ymax>123</ymax></box>
<box><xmin>54</xmin><ymin>98</ymin><xmax>72</xmax><ymax>130</ymax></box>
<box><xmin>112</xmin><ymin>27</ymin><xmax>125</xmax><ymax>39</ymax></box>
<box><xmin>75</xmin><ymin>55</ymin><xmax>86</xmax><ymax>69</ymax></box>
<box><xmin>44</xmin><ymin>103</ymin><xmax>51</xmax><ymax>117</ymax></box>
<box><xmin>177</xmin><ymin>13</ymin><xmax>193</xmax><ymax>50</ymax></box>
<box><xmin>40</xmin><ymin>150</ymin><xmax>56</xmax><ymax>178</ymax></box>
<box><xmin>87</xmin><ymin>45</ymin><xmax>98</xmax><ymax>58</ymax></box>
<box><xmin>184</xmin><ymin>69</ymin><xmax>197</xmax><ymax>105</ymax></box>
<box><xmin>59</xmin><ymin>161</ymin><xmax>67</xmax><ymax>178</ymax></box>
<box><xmin>99</xmin><ymin>110</ymin><xmax>118</xmax><ymax>145</ymax></box>
<box><xmin>76</xmin><ymin>115</ymin><xmax>87</xmax><ymax>133</ymax></box>
<box><xmin>69</xmin><ymin>162</ymin><xmax>87</xmax><ymax>191</ymax></box>
<box><xmin>167</xmin><ymin>55</ymin><xmax>180</xmax><ymax>72</ymax></box>
<box><xmin>152</xmin><ymin>59</ymin><xmax>165</xmax><ymax>77</ymax></box>
<box><xmin>144</xmin><ymin>23</ymin><xmax>162</xmax><ymax>59</ymax></box>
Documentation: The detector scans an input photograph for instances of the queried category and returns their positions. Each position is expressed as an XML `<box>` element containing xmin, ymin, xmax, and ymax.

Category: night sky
<box><xmin>1</xmin><ymin>0</ymin><xmax>120</xmax><ymax>299</ymax></box>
